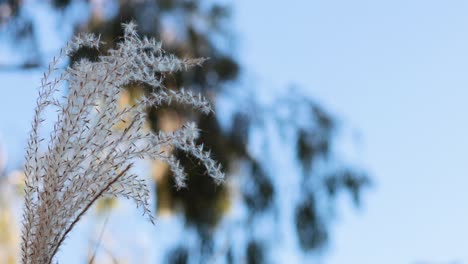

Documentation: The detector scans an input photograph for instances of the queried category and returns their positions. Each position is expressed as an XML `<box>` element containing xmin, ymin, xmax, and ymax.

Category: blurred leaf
<box><xmin>247</xmin><ymin>240</ymin><xmax>264</xmax><ymax>264</ymax></box>
<box><xmin>295</xmin><ymin>195</ymin><xmax>328</xmax><ymax>250</ymax></box>
<box><xmin>243</xmin><ymin>161</ymin><xmax>274</xmax><ymax>213</ymax></box>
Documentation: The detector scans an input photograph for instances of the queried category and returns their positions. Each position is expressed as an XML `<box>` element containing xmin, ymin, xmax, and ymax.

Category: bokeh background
<box><xmin>0</xmin><ymin>0</ymin><xmax>467</xmax><ymax>263</ymax></box>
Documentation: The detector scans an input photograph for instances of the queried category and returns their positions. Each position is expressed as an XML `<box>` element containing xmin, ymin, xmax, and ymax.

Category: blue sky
<box><xmin>2</xmin><ymin>1</ymin><xmax>468</xmax><ymax>263</ymax></box>
<box><xmin>235</xmin><ymin>0</ymin><xmax>468</xmax><ymax>263</ymax></box>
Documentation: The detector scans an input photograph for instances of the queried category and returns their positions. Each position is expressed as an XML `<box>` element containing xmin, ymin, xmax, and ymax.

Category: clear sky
<box><xmin>2</xmin><ymin>1</ymin><xmax>468</xmax><ymax>263</ymax></box>
<box><xmin>234</xmin><ymin>0</ymin><xmax>468</xmax><ymax>263</ymax></box>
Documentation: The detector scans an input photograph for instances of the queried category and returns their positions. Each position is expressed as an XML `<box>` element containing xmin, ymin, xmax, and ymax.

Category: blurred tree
<box><xmin>0</xmin><ymin>0</ymin><xmax>370</xmax><ymax>262</ymax></box>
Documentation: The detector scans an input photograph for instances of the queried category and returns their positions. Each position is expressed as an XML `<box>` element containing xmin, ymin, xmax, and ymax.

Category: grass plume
<box><xmin>20</xmin><ymin>22</ymin><xmax>224</xmax><ymax>264</ymax></box>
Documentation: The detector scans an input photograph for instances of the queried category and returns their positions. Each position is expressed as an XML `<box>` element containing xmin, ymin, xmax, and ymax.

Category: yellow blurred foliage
<box><xmin>0</xmin><ymin>172</ymin><xmax>21</xmax><ymax>264</ymax></box>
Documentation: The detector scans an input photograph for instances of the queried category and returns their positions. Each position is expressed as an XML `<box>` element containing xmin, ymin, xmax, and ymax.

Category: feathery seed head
<box><xmin>20</xmin><ymin>22</ymin><xmax>224</xmax><ymax>264</ymax></box>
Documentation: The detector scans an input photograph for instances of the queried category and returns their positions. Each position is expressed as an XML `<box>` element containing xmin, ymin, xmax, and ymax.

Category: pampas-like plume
<box><xmin>20</xmin><ymin>22</ymin><xmax>224</xmax><ymax>264</ymax></box>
